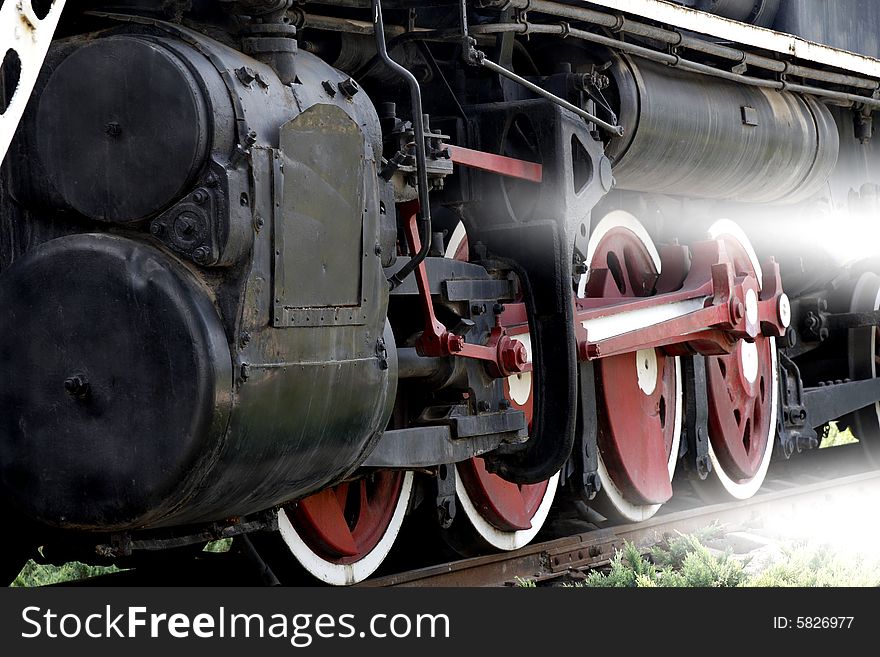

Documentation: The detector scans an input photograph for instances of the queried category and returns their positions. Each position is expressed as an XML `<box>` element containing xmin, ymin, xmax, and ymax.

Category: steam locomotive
<box><xmin>2</xmin><ymin>0</ymin><xmax>879</xmax><ymax>585</ymax></box>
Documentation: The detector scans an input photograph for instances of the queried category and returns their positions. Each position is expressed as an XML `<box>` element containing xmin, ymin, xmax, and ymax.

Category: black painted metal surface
<box><xmin>607</xmin><ymin>56</ymin><xmax>840</xmax><ymax>204</ymax></box>
<box><xmin>0</xmin><ymin>234</ymin><xmax>233</xmax><ymax>529</ymax></box>
<box><xmin>0</xmin><ymin>21</ymin><xmax>397</xmax><ymax>531</ymax></box>
<box><xmin>774</xmin><ymin>0</ymin><xmax>880</xmax><ymax>60</ymax></box>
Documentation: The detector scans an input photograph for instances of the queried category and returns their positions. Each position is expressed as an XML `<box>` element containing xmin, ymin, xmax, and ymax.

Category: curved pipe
<box><xmin>371</xmin><ymin>0</ymin><xmax>432</xmax><ymax>289</ymax></box>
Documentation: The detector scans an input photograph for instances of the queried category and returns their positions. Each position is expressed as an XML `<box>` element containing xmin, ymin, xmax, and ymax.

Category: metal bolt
<box><xmin>239</xmin><ymin>331</ymin><xmax>251</xmax><ymax>348</ymax></box>
<box><xmin>585</xmin><ymin>472</ymin><xmax>602</xmax><ymax>497</ymax></box>
<box><xmin>64</xmin><ymin>374</ymin><xmax>90</xmax><ymax>399</ymax></box>
<box><xmin>697</xmin><ymin>455</ymin><xmax>711</xmax><ymax>478</ymax></box>
<box><xmin>478</xmin><ymin>400</ymin><xmax>491</xmax><ymax>413</ymax></box>
<box><xmin>732</xmin><ymin>299</ymin><xmax>745</xmax><ymax>323</ymax></box>
<box><xmin>235</xmin><ymin>66</ymin><xmax>257</xmax><ymax>86</ymax></box>
<box><xmin>447</xmin><ymin>335</ymin><xmax>464</xmax><ymax>353</ymax></box>
<box><xmin>192</xmin><ymin>246</ymin><xmax>211</xmax><ymax>265</ymax></box>
<box><xmin>499</xmin><ymin>399</ymin><xmax>511</xmax><ymax>410</ymax></box>
<box><xmin>471</xmin><ymin>303</ymin><xmax>486</xmax><ymax>316</ymax></box>
<box><xmin>192</xmin><ymin>189</ymin><xmax>208</xmax><ymax>205</ymax></box>
<box><xmin>501</xmin><ymin>338</ymin><xmax>528</xmax><ymax>374</ymax></box>
<box><xmin>321</xmin><ymin>80</ymin><xmax>337</xmax><ymax>96</ymax></box>
<box><xmin>374</xmin><ymin>242</ymin><xmax>382</xmax><ymax>256</ymax></box>
<box><xmin>337</xmin><ymin>77</ymin><xmax>360</xmax><ymax>99</ymax></box>
<box><xmin>240</xmin><ymin>363</ymin><xmax>251</xmax><ymax>381</ymax></box>
<box><xmin>493</xmin><ymin>303</ymin><xmax>505</xmax><ymax>315</ymax></box>
<box><xmin>254</xmin><ymin>216</ymin><xmax>264</xmax><ymax>232</ymax></box>
<box><xmin>149</xmin><ymin>222</ymin><xmax>164</xmax><ymax>237</ymax></box>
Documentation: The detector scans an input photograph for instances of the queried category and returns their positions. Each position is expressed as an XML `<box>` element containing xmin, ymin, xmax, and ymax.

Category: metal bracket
<box><xmin>681</xmin><ymin>355</ymin><xmax>711</xmax><ymax>479</ymax></box>
<box><xmin>399</xmin><ymin>201</ymin><xmax>529</xmax><ymax>378</ymax></box>
<box><xmin>565</xmin><ymin>360</ymin><xmax>601</xmax><ymax>500</ymax></box>
<box><xmin>435</xmin><ymin>465</ymin><xmax>457</xmax><ymax>529</ymax></box>
<box><xmin>776</xmin><ymin>352</ymin><xmax>818</xmax><ymax>459</ymax></box>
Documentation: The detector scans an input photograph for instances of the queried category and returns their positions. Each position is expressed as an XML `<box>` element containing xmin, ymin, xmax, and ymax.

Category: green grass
<box><xmin>10</xmin><ymin>539</ymin><xmax>234</xmax><ymax>586</ymax></box>
<box><xmin>517</xmin><ymin>531</ymin><xmax>880</xmax><ymax>587</ymax></box>
<box><xmin>203</xmin><ymin>538</ymin><xmax>233</xmax><ymax>553</ymax></box>
<box><xmin>11</xmin><ymin>560</ymin><xmax>121</xmax><ymax>587</ymax></box>
<box><xmin>820</xmin><ymin>421</ymin><xmax>858</xmax><ymax>448</ymax></box>
<box><xmin>747</xmin><ymin>545</ymin><xmax>880</xmax><ymax>587</ymax></box>
<box><xmin>579</xmin><ymin>537</ymin><xmax>747</xmax><ymax>588</ymax></box>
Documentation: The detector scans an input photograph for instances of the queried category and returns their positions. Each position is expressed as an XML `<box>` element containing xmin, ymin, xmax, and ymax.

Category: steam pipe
<box><xmin>371</xmin><ymin>0</ymin><xmax>432</xmax><ymax>290</ymax></box>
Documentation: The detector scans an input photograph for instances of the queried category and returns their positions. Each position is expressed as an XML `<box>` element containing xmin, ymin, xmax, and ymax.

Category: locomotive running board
<box><xmin>544</xmin><ymin>0</ymin><xmax>880</xmax><ymax>77</ymax></box>
<box><xmin>0</xmin><ymin>0</ymin><xmax>65</xmax><ymax>163</ymax></box>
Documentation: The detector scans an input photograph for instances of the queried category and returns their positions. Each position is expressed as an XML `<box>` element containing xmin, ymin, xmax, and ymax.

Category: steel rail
<box><xmin>360</xmin><ymin>455</ymin><xmax>880</xmax><ymax>587</ymax></box>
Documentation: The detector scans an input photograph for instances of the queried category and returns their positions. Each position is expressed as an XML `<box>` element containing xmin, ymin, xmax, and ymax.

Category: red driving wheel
<box><xmin>274</xmin><ymin>470</ymin><xmax>413</xmax><ymax>585</ymax></box>
<box><xmin>582</xmin><ymin>211</ymin><xmax>682</xmax><ymax>522</ymax></box>
<box><xmin>696</xmin><ymin>220</ymin><xmax>778</xmax><ymax>500</ymax></box>
<box><xmin>446</xmin><ymin>222</ymin><xmax>558</xmax><ymax>551</ymax></box>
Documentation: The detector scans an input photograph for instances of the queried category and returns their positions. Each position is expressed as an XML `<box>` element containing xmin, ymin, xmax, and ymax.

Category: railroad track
<box><xmin>359</xmin><ymin>445</ymin><xmax>880</xmax><ymax>587</ymax></box>
<box><xmin>49</xmin><ymin>444</ymin><xmax>880</xmax><ymax>587</ymax></box>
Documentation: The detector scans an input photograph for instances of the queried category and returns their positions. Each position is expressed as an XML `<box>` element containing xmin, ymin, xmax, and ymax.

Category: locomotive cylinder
<box><xmin>607</xmin><ymin>56</ymin><xmax>840</xmax><ymax>204</ymax></box>
<box><xmin>0</xmin><ymin>27</ymin><xmax>397</xmax><ymax>531</ymax></box>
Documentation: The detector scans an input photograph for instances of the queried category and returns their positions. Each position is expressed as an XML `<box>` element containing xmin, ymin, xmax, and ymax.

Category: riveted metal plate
<box><xmin>273</xmin><ymin>104</ymin><xmax>370</xmax><ymax>327</ymax></box>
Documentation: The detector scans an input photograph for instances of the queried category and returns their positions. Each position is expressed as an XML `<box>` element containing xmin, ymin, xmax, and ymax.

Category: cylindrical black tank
<box><xmin>0</xmin><ymin>27</ymin><xmax>396</xmax><ymax>531</ymax></box>
<box><xmin>0</xmin><ymin>235</ymin><xmax>233</xmax><ymax>529</ymax></box>
<box><xmin>607</xmin><ymin>56</ymin><xmax>839</xmax><ymax>204</ymax></box>
<box><xmin>33</xmin><ymin>35</ymin><xmax>228</xmax><ymax>223</ymax></box>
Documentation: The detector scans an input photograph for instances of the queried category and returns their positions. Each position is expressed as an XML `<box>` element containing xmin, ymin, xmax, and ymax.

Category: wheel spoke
<box><xmin>583</xmin><ymin>214</ymin><xmax>681</xmax><ymax>521</ymax></box>
<box><xmin>699</xmin><ymin>220</ymin><xmax>778</xmax><ymax>500</ymax></box>
<box><xmin>295</xmin><ymin>488</ymin><xmax>359</xmax><ymax>558</ymax></box>
<box><xmin>445</xmin><ymin>221</ymin><xmax>556</xmax><ymax>549</ymax></box>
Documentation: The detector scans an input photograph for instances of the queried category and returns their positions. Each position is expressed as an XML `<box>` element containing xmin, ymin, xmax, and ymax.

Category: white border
<box><xmin>705</xmin><ymin>342</ymin><xmax>778</xmax><ymax>499</ymax></box>
<box><xmin>1</xmin><ymin>1</ymin><xmax>67</xmax><ymax>162</ymax></box>
<box><xmin>595</xmin><ymin>356</ymin><xmax>683</xmax><ymax>522</ymax></box>
<box><xmin>276</xmin><ymin>471</ymin><xmax>414</xmax><ymax>586</ymax></box>
<box><xmin>454</xmin><ymin>469</ymin><xmax>560</xmax><ymax>551</ymax></box>
<box><xmin>578</xmin><ymin>0</ymin><xmax>880</xmax><ymax>78</ymax></box>
<box><xmin>701</xmin><ymin>220</ymin><xmax>778</xmax><ymax>499</ymax></box>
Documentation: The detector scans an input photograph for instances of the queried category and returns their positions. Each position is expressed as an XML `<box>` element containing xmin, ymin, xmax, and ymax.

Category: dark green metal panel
<box><xmin>275</xmin><ymin>104</ymin><xmax>367</xmax><ymax>322</ymax></box>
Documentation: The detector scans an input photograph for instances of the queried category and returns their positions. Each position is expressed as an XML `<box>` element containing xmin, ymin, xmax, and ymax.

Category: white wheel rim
<box><xmin>444</xmin><ymin>220</ymin><xmax>557</xmax><ymax>550</ymax></box>
<box><xmin>703</xmin><ymin>220</ymin><xmax>778</xmax><ymax>499</ymax></box>
<box><xmin>579</xmin><ymin>210</ymin><xmax>662</xmax><ymax>298</ymax></box>
<box><xmin>595</xmin><ymin>356</ymin><xmax>683</xmax><ymax>522</ymax></box>
<box><xmin>276</xmin><ymin>471</ymin><xmax>414</xmax><ymax>585</ymax></box>
<box><xmin>584</xmin><ymin>212</ymin><xmax>681</xmax><ymax>521</ymax></box>
<box><xmin>454</xmin><ymin>469</ymin><xmax>559</xmax><ymax>551</ymax></box>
